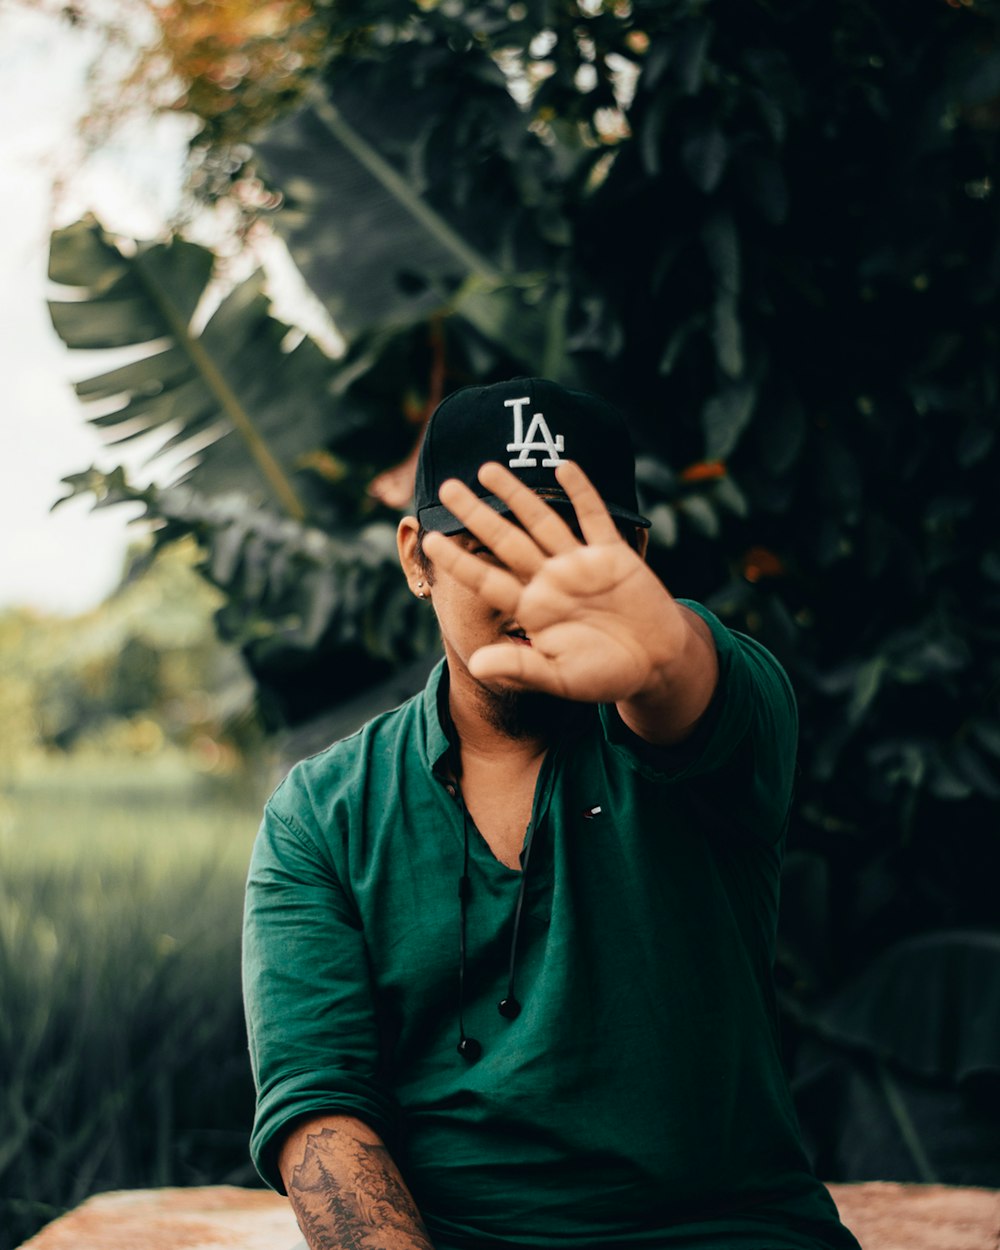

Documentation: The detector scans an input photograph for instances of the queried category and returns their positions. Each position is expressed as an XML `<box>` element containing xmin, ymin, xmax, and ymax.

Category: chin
<box><xmin>474</xmin><ymin>674</ymin><xmax>524</xmax><ymax>698</ymax></box>
<box><xmin>477</xmin><ymin>684</ymin><xmax>578</xmax><ymax>740</ymax></box>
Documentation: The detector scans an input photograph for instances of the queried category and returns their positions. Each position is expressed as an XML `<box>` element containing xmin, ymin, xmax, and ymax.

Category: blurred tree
<box><xmin>0</xmin><ymin>613</ymin><xmax>43</xmax><ymax>774</ymax></box>
<box><xmin>0</xmin><ymin>541</ymin><xmax>259</xmax><ymax>760</ymax></box>
<box><xmin>47</xmin><ymin>0</ymin><xmax>1000</xmax><ymax>1183</ymax></box>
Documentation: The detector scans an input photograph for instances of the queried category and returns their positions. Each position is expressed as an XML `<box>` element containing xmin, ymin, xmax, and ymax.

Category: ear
<box><xmin>397</xmin><ymin>516</ymin><xmax>427</xmax><ymax>597</ymax></box>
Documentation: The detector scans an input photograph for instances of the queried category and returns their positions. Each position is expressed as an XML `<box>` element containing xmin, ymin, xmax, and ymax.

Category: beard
<box><xmin>475</xmin><ymin>683</ymin><xmax>582</xmax><ymax>741</ymax></box>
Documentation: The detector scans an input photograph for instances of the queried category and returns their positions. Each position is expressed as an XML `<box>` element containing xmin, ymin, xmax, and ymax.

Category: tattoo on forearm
<box><xmin>288</xmin><ymin>1126</ymin><xmax>435</xmax><ymax>1250</ymax></box>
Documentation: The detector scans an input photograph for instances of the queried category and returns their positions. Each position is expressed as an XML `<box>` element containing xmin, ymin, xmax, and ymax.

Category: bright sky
<box><xmin>0</xmin><ymin>4</ymin><xmax>191</xmax><ymax>616</ymax></box>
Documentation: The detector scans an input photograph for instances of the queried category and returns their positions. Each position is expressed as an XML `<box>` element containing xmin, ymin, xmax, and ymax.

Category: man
<box><xmin>243</xmin><ymin>378</ymin><xmax>860</xmax><ymax>1249</ymax></box>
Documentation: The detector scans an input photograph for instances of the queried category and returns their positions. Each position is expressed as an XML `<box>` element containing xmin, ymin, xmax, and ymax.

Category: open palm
<box><xmin>422</xmin><ymin>461</ymin><xmax>689</xmax><ymax>705</ymax></box>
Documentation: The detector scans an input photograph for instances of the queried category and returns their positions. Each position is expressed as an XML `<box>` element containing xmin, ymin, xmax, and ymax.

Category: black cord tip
<box><xmin>457</xmin><ymin>1036</ymin><xmax>482</xmax><ymax>1060</ymax></box>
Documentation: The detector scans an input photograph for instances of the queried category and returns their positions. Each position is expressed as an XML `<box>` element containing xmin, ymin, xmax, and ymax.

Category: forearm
<box><xmin>616</xmin><ymin>603</ymin><xmax>719</xmax><ymax>745</ymax></box>
<box><xmin>279</xmin><ymin>1114</ymin><xmax>434</xmax><ymax>1250</ymax></box>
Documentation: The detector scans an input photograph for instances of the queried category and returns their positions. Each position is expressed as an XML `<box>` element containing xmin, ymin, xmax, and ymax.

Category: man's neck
<box><xmin>444</xmin><ymin>662</ymin><xmax>581</xmax><ymax>768</ymax></box>
<box><xmin>448</xmin><ymin>679</ymin><xmax>549</xmax><ymax>765</ymax></box>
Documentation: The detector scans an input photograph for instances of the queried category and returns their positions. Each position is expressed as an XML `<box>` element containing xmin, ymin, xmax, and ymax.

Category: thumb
<box><xmin>468</xmin><ymin>644</ymin><xmax>566</xmax><ymax>695</ymax></box>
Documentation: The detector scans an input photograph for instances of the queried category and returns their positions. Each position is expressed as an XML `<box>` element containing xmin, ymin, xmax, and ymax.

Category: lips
<box><xmin>505</xmin><ymin>626</ymin><xmax>531</xmax><ymax>646</ymax></box>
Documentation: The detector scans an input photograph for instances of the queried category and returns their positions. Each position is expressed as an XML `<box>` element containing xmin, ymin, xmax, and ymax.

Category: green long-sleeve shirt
<box><xmin>243</xmin><ymin>603</ymin><xmax>859</xmax><ymax>1249</ymax></box>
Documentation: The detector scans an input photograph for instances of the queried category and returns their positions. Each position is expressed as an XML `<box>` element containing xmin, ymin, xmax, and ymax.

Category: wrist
<box><xmin>617</xmin><ymin>607</ymin><xmax>719</xmax><ymax>745</ymax></box>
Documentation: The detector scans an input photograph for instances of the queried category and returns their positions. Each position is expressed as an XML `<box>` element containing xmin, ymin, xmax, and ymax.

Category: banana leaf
<box><xmin>48</xmin><ymin>217</ymin><xmax>338</xmax><ymax>519</ymax></box>
<box><xmin>254</xmin><ymin>56</ymin><xmax>578</xmax><ymax>382</ymax></box>
<box><xmin>54</xmin><ymin>467</ymin><xmax>438</xmax><ymax>671</ymax></box>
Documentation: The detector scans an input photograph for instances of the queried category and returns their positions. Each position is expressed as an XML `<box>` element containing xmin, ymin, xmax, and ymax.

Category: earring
<box><xmin>416</xmin><ymin>581</ymin><xmax>428</xmax><ymax>600</ymax></box>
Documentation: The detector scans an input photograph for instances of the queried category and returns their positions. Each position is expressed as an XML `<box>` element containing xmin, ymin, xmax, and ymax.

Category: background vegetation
<box><xmin>1</xmin><ymin>758</ymin><xmax>261</xmax><ymax>1247</ymax></box>
<box><xmin>0</xmin><ymin>545</ymin><xmax>269</xmax><ymax>1249</ymax></box>
<box><xmin>0</xmin><ymin>542</ymin><xmax>257</xmax><ymax>765</ymax></box>
<box><xmin>6</xmin><ymin>0</ymin><xmax>1000</xmax><ymax>1245</ymax></box>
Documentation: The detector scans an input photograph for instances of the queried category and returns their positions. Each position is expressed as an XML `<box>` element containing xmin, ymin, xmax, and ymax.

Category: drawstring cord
<box><xmin>456</xmin><ymin>790</ymin><xmax>538</xmax><ymax>1060</ymax></box>
<box><xmin>456</xmin><ymin>804</ymin><xmax>481</xmax><ymax>1061</ymax></box>
<box><xmin>499</xmin><ymin>817</ymin><xmax>538</xmax><ymax>1020</ymax></box>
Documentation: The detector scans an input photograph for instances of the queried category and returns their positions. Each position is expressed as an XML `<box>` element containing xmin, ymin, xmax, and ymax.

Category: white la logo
<box><xmin>505</xmin><ymin>396</ymin><xmax>565</xmax><ymax>468</ymax></box>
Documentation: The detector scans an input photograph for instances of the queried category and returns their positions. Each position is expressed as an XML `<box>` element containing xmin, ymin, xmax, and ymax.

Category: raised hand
<box><xmin>422</xmin><ymin>460</ymin><xmax>710</xmax><ymax>718</ymax></box>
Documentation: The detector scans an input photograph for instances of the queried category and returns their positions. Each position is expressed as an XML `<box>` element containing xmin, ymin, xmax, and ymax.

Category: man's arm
<box><xmin>280</xmin><ymin>1114</ymin><xmax>434</xmax><ymax>1250</ymax></box>
<box><xmin>614</xmin><ymin>600</ymin><xmax>718</xmax><ymax>745</ymax></box>
<box><xmin>423</xmin><ymin>460</ymin><xmax>718</xmax><ymax>745</ymax></box>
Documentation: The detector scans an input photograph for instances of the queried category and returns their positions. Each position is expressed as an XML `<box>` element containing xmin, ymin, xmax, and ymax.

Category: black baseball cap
<box><xmin>414</xmin><ymin>377</ymin><xmax>650</xmax><ymax>534</ymax></box>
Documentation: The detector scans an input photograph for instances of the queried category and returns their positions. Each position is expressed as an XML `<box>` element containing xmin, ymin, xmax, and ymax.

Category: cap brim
<box><xmin>417</xmin><ymin>491</ymin><xmax>649</xmax><ymax>535</ymax></box>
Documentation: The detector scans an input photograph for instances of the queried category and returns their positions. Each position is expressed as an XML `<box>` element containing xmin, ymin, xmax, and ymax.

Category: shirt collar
<box><xmin>420</xmin><ymin>657</ymin><xmax>454</xmax><ymax>775</ymax></box>
<box><xmin>418</xmin><ymin>657</ymin><xmax>592</xmax><ymax>780</ymax></box>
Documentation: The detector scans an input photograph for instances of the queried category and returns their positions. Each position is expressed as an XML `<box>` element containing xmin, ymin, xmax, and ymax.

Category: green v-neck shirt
<box><xmin>243</xmin><ymin>603</ymin><xmax>859</xmax><ymax>1249</ymax></box>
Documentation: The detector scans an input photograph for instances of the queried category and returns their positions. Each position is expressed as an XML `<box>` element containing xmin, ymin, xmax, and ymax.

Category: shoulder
<box><xmin>600</xmin><ymin>601</ymin><xmax>796</xmax><ymax>784</ymax></box>
<box><xmin>680</xmin><ymin>600</ymin><xmax>796</xmax><ymax>730</ymax></box>
<box><xmin>267</xmin><ymin>680</ymin><xmax>431</xmax><ymax>825</ymax></box>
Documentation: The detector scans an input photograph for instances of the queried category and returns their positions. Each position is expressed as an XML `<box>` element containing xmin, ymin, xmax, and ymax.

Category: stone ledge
<box><xmin>16</xmin><ymin>1181</ymin><xmax>1000</xmax><ymax>1249</ymax></box>
<box><xmin>828</xmin><ymin>1182</ymin><xmax>1000</xmax><ymax>1250</ymax></box>
<box><xmin>16</xmin><ymin>1186</ymin><xmax>300</xmax><ymax>1250</ymax></box>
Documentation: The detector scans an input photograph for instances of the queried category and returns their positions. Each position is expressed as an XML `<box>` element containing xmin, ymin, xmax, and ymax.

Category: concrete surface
<box><xmin>15</xmin><ymin>1181</ymin><xmax>1000</xmax><ymax>1249</ymax></box>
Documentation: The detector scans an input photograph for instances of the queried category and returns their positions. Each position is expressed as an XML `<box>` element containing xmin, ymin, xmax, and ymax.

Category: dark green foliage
<box><xmin>50</xmin><ymin>0</ymin><xmax>1000</xmax><ymax>1183</ymax></box>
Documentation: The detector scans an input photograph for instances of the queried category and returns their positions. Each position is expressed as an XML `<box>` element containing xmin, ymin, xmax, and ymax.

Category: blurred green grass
<box><xmin>0</xmin><ymin>752</ymin><xmax>272</xmax><ymax>1250</ymax></box>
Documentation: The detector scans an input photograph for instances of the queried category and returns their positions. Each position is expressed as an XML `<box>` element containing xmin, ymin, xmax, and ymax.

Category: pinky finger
<box><xmin>554</xmin><ymin>461</ymin><xmax>621</xmax><ymax>546</ymax></box>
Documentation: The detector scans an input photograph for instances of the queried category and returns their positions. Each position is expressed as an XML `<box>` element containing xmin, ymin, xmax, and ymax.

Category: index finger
<box><xmin>421</xmin><ymin>530</ymin><xmax>522</xmax><ymax>614</ymax></box>
<box><xmin>436</xmin><ymin>476</ymin><xmax>548</xmax><ymax>578</ymax></box>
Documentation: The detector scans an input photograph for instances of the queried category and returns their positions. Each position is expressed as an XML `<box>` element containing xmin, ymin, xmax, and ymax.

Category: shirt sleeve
<box><xmin>599</xmin><ymin>600</ymin><xmax>798</xmax><ymax>839</ymax></box>
<box><xmin>242</xmin><ymin>777</ymin><xmax>398</xmax><ymax>1192</ymax></box>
